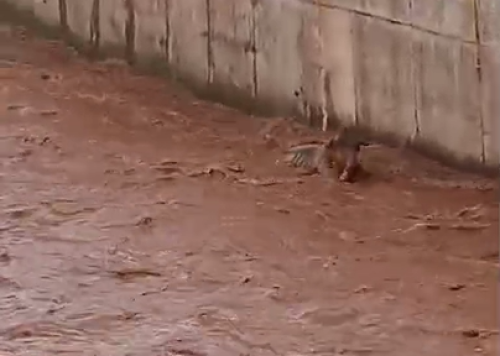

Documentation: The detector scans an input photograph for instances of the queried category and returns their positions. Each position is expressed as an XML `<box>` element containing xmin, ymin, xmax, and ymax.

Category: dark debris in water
<box><xmin>109</xmin><ymin>268</ymin><xmax>162</xmax><ymax>281</ymax></box>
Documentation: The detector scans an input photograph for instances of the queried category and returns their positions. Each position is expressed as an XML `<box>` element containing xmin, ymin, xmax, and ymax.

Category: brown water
<box><xmin>0</xmin><ymin>23</ymin><xmax>498</xmax><ymax>356</ymax></box>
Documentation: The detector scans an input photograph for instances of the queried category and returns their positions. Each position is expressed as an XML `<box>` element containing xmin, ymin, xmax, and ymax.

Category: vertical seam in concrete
<box><xmin>408</xmin><ymin>0</ymin><xmax>420</xmax><ymax>143</ymax></box>
<box><xmin>320</xmin><ymin>66</ymin><xmax>329</xmax><ymax>131</ymax></box>
<box><xmin>205</xmin><ymin>0</ymin><xmax>214</xmax><ymax>84</ymax></box>
<box><xmin>410</xmin><ymin>40</ymin><xmax>422</xmax><ymax>142</ymax></box>
<box><xmin>90</xmin><ymin>0</ymin><xmax>100</xmax><ymax>53</ymax></box>
<box><xmin>124</xmin><ymin>0</ymin><xmax>136</xmax><ymax>65</ymax></box>
<box><xmin>250</xmin><ymin>0</ymin><xmax>258</xmax><ymax>98</ymax></box>
<box><xmin>164</xmin><ymin>0</ymin><xmax>171</xmax><ymax>63</ymax></box>
<box><xmin>351</xmin><ymin>13</ymin><xmax>360</xmax><ymax>126</ymax></box>
<box><xmin>323</xmin><ymin>68</ymin><xmax>336</xmax><ymax>128</ymax></box>
<box><xmin>472</xmin><ymin>0</ymin><xmax>486</xmax><ymax>164</ymax></box>
<box><xmin>58</xmin><ymin>0</ymin><xmax>68</xmax><ymax>34</ymax></box>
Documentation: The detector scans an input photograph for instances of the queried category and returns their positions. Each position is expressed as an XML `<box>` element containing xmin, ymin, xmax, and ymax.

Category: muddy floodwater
<box><xmin>0</xmin><ymin>24</ymin><xmax>498</xmax><ymax>356</ymax></box>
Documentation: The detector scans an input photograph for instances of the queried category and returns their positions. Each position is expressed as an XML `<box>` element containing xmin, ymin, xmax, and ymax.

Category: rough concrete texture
<box><xmin>411</xmin><ymin>0</ymin><xmax>475</xmax><ymax>41</ymax></box>
<box><xmin>1</xmin><ymin>0</ymin><xmax>498</xmax><ymax>170</ymax></box>
<box><xmin>476</xmin><ymin>0</ymin><xmax>499</xmax><ymax>166</ymax></box>
<box><xmin>311</xmin><ymin>0</ymin><xmax>409</xmax><ymax>21</ymax></box>
<box><xmin>98</xmin><ymin>0</ymin><xmax>129</xmax><ymax>51</ymax></box>
<box><xmin>33</xmin><ymin>0</ymin><xmax>60</xmax><ymax>27</ymax></box>
<box><xmin>481</xmin><ymin>43</ymin><xmax>500</xmax><ymax>166</ymax></box>
<box><xmin>65</xmin><ymin>1</ymin><xmax>94</xmax><ymax>41</ymax></box>
<box><xmin>166</xmin><ymin>0</ymin><xmax>210</xmax><ymax>85</ymax></box>
<box><xmin>478</xmin><ymin>0</ymin><xmax>499</xmax><ymax>44</ymax></box>
<box><xmin>353</xmin><ymin>15</ymin><xmax>417</xmax><ymax>140</ymax></box>
<box><xmin>299</xmin><ymin>5</ymin><xmax>357</xmax><ymax>128</ymax></box>
<box><xmin>413</xmin><ymin>32</ymin><xmax>484</xmax><ymax>163</ymax></box>
<box><xmin>8</xmin><ymin>0</ymin><xmax>32</xmax><ymax>10</ymax></box>
<box><xmin>361</xmin><ymin>0</ymin><xmax>412</xmax><ymax>22</ymax></box>
<box><xmin>208</xmin><ymin>0</ymin><xmax>255</xmax><ymax>100</ymax></box>
<box><xmin>254</xmin><ymin>0</ymin><xmax>305</xmax><ymax>116</ymax></box>
<box><xmin>315</xmin><ymin>0</ymin><xmax>363</xmax><ymax>11</ymax></box>
<box><xmin>133</xmin><ymin>0</ymin><xmax>167</xmax><ymax>58</ymax></box>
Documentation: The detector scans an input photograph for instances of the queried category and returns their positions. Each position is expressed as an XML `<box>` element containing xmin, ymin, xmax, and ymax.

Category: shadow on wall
<box><xmin>0</xmin><ymin>0</ymin><xmax>498</xmax><ymax>175</ymax></box>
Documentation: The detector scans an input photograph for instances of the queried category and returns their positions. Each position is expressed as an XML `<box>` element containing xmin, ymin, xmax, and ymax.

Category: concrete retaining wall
<box><xmin>1</xmin><ymin>0</ymin><xmax>499</xmax><ymax>170</ymax></box>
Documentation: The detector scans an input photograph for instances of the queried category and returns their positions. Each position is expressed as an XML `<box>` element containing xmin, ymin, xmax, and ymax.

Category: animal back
<box><xmin>285</xmin><ymin>144</ymin><xmax>324</xmax><ymax>170</ymax></box>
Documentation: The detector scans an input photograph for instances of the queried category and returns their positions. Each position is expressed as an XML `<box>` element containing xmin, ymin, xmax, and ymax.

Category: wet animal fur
<box><xmin>284</xmin><ymin>130</ymin><xmax>369</xmax><ymax>182</ymax></box>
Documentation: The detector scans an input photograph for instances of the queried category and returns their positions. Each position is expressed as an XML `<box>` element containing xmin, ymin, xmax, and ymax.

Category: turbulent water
<box><xmin>0</xmin><ymin>23</ymin><xmax>497</xmax><ymax>356</ymax></box>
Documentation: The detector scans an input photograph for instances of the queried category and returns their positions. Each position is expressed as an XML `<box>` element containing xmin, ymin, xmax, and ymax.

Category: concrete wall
<box><xmin>1</xmin><ymin>0</ymin><xmax>499</xmax><ymax>170</ymax></box>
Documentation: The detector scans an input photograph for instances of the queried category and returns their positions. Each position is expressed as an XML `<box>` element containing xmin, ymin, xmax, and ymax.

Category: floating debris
<box><xmin>109</xmin><ymin>268</ymin><xmax>162</xmax><ymax>280</ymax></box>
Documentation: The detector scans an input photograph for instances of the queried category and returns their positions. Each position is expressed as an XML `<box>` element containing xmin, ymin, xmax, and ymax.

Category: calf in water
<box><xmin>284</xmin><ymin>130</ymin><xmax>369</xmax><ymax>183</ymax></box>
